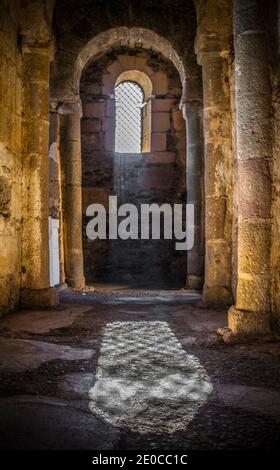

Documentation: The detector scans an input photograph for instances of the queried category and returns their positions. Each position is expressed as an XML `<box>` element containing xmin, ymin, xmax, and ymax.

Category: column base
<box><xmin>66</xmin><ymin>276</ymin><xmax>85</xmax><ymax>289</ymax></box>
<box><xmin>228</xmin><ymin>306</ymin><xmax>271</xmax><ymax>336</ymax></box>
<box><xmin>20</xmin><ymin>287</ymin><xmax>59</xmax><ymax>309</ymax></box>
<box><xmin>202</xmin><ymin>285</ymin><xmax>233</xmax><ymax>307</ymax></box>
<box><xmin>186</xmin><ymin>275</ymin><xmax>203</xmax><ymax>291</ymax></box>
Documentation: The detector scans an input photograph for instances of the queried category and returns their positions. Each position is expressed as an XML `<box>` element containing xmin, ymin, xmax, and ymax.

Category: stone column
<box><xmin>181</xmin><ymin>78</ymin><xmax>204</xmax><ymax>290</ymax></box>
<box><xmin>228</xmin><ymin>0</ymin><xmax>272</xmax><ymax>334</ymax></box>
<box><xmin>59</xmin><ymin>101</ymin><xmax>85</xmax><ymax>288</ymax></box>
<box><xmin>21</xmin><ymin>45</ymin><xmax>59</xmax><ymax>307</ymax></box>
<box><xmin>197</xmin><ymin>49</ymin><xmax>233</xmax><ymax>306</ymax></box>
<box><xmin>49</xmin><ymin>109</ymin><xmax>66</xmax><ymax>286</ymax></box>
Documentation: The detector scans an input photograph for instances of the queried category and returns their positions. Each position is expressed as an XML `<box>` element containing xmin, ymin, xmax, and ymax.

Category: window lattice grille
<box><xmin>115</xmin><ymin>81</ymin><xmax>144</xmax><ymax>153</ymax></box>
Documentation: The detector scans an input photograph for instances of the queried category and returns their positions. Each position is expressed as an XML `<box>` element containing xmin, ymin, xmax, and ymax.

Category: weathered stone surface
<box><xmin>0</xmin><ymin>397</ymin><xmax>119</xmax><ymax>450</ymax></box>
<box><xmin>21</xmin><ymin>46</ymin><xmax>53</xmax><ymax>297</ymax></box>
<box><xmin>238</xmin><ymin>159</ymin><xmax>272</xmax><ymax>218</ymax></box>
<box><xmin>20</xmin><ymin>287</ymin><xmax>59</xmax><ymax>309</ymax></box>
<box><xmin>215</xmin><ymin>383</ymin><xmax>280</xmax><ymax>417</ymax></box>
<box><xmin>235</xmin><ymin>276</ymin><xmax>271</xmax><ymax>314</ymax></box>
<box><xmin>60</xmin><ymin>104</ymin><xmax>85</xmax><ymax>289</ymax></box>
<box><xmin>0</xmin><ymin>306</ymin><xmax>91</xmax><ymax>334</ymax></box>
<box><xmin>187</xmin><ymin>274</ymin><xmax>203</xmax><ymax>291</ymax></box>
<box><xmin>198</xmin><ymin>44</ymin><xmax>233</xmax><ymax>305</ymax></box>
<box><xmin>228</xmin><ymin>306</ymin><xmax>271</xmax><ymax>335</ymax></box>
<box><xmin>271</xmin><ymin>64</ymin><xmax>280</xmax><ymax>326</ymax></box>
<box><xmin>0</xmin><ymin>274</ymin><xmax>20</xmax><ymax>317</ymax></box>
<box><xmin>0</xmin><ymin>175</ymin><xmax>11</xmax><ymax>217</ymax></box>
<box><xmin>58</xmin><ymin>373</ymin><xmax>95</xmax><ymax>399</ymax></box>
<box><xmin>229</xmin><ymin>0</ymin><xmax>273</xmax><ymax>331</ymax></box>
<box><xmin>182</xmin><ymin>308</ymin><xmax>227</xmax><ymax>332</ymax></box>
<box><xmin>238</xmin><ymin>220</ymin><xmax>271</xmax><ymax>275</ymax></box>
<box><xmin>0</xmin><ymin>337</ymin><xmax>94</xmax><ymax>372</ymax></box>
<box><xmin>203</xmin><ymin>240</ymin><xmax>232</xmax><ymax>305</ymax></box>
<box><xmin>0</xmin><ymin>2</ymin><xmax>22</xmax><ymax>315</ymax></box>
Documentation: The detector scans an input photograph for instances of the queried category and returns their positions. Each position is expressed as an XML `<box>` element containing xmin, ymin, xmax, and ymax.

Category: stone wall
<box><xmin>195</xmin><ymin>0</ymin><xmax>233</xmax><ymax>305</ymax></box>
<box><xmin>271</xmin><ymin>0</ymin><xmax>280</xmax><ymax>328</ymax></box>
<box><xmin>0</xmin><ymin>0</ymin><xmax>22</xmax><ymax>315</ymax></box>
<box><xmin>51</xmin><ymin>0</ymin><xmax>198</xmax><ymax>102</ymax></box>
<box><xmin>80</xmin><ymin>49</ymin><xmax>187</xmax><ymax>287</ymax></box>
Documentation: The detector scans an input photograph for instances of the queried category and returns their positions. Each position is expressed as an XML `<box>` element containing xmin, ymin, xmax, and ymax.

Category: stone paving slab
<box><xmin>215</xmin><ymin>384</ymin><xmax>280</xmax><ymax>417</ymax></box>
<box><xmin>0</xmin><ymin>306</ymin><xmax>92</xmax><ymax>334</ymax></box>
<box><xmin>184</xmin><ymin>309</ymin><xmax>227</xmax><ymax>332</ymax></box>
<box><xmin>0</xmin><ymin>396</ymin><xmax>119</xmax><ymax>450</ymax></box>
<box><xmin>0</xmin><ymin>337</ymin><xmax>95</xmax><ymax>372</ymax></box>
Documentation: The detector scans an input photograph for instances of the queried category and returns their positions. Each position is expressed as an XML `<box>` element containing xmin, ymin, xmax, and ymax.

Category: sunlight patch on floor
<box><xmin>89</xmin><ymin>321</ymin><xmax>212</xmax><ymax>433</ymax></box>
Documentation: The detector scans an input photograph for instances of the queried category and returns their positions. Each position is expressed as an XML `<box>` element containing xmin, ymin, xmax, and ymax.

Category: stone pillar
<box><xmin>181</xmin><ymin>79</ymin><xmax>204</xmax><ymax>290</ymax></box>
<box><xmin>197</xmin><ymin>49</ymin><xmax>233</xmax><ymax>306</ymax></box>
<box><xmin>49</xmin><ymin>109</ymin><xmax>66</xmax><ymax>286</ymax></box>
<box><xmin>21</xmin><ymin>45</ymin><xmax>59</xmax><ymax>307</ymax></box>
<box><xmin>228</xmin><ymin>0</ymin><xmax>272</xmax><ymax>334</ymax></box>
<box><xmin>59</xmin><ymin>101</ymin><xmax>85</xmax><ymax>288</ymax></box>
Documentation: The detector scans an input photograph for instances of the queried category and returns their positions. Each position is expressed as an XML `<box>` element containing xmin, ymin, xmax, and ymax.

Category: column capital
<box><xmin>180</xmin><ymin>100</ymin><xmax>202</xmax><ymax>121</ymax></box>
<box><xmin>195</xmin><ymin>34</ymin><xmax>231</xmax><ymax>65</ymax></box>
<box><xmin>56</xmin><ymin>98</ymin><xmax>83</xmax><ymax>118</ymax></box>
<box><xmin>179</xmin><ymin>77</ymin><xmax>203</xmax><ymax>114</ymax></box>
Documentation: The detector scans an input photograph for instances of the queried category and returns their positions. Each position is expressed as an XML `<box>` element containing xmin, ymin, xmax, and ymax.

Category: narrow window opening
<box><xmin>115</xmin><ymin>80</ymin><xmax>144</xmax><ymax>153</ymax></box>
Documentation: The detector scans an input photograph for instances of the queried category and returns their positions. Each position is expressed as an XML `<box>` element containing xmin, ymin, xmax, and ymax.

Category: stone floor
<box><xmin>0</xmin><ymin>287</ymin><xmax>279</xmax><ymax>449</ymax></box>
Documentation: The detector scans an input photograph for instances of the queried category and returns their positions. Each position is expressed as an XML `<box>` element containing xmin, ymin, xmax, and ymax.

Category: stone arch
<box><xmin>50</xmin><ymin>27</ymin><xmax>188</xmax><ymax>105</ymax></box>
<box><xmin>115</xmin><ymin>70</ymin><xmax>153</xmax><ymax>100</ymax></box>
<box><xmin>55</xmin><ymin>26</ymin><xmax>204</xmax><ymax>291</ymax></box>
<box><xmin>74</xmin><ymin>27</ymin><xmax>186</xmax><ymax>97</ymax></box>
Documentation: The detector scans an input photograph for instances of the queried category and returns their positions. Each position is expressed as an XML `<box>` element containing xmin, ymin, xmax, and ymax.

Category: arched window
<box><xmin>115</xmin><ymin>80</ymin><xmax>144</xmax><ymax>153</ymax></box>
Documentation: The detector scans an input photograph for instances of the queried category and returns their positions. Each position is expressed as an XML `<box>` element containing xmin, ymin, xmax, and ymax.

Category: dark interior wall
<box><xmin>50</xmin><ymin>1</ymin><xmax>200</xmax><ymax>104</ymax></box>
<box><xmin>80</xmin><ymin>48</ymin><xmax>187</xmax><ymax>287</ymax></box>
<box><xmin>52</xmin><ymin>0</ymin><xmax>197</xmax><ymax>65</ymax></box>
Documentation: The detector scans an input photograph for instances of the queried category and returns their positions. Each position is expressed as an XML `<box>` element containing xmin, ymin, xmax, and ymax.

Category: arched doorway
<box><xmin>51</xmin><ymin>27</ymin><xmax>204</xmax><ymax>291</ymax></box>
<box><xmin>80</xmin><ymin>47</ymin><xmax>187</xmax><ymax>288</ymax></box>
